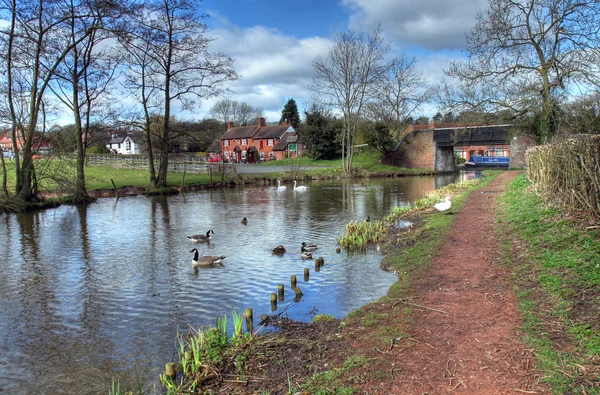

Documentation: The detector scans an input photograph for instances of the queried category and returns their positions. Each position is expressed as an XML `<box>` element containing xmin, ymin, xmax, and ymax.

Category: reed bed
<box><xmin>338</xmin><ymin>178</ymin><xmax>482</xmax><ymax>251</ymax></box>
<box><xmin>526</xmin><ymin>135</ymin><xmax>600</xmax><ymax>220</ymax></box>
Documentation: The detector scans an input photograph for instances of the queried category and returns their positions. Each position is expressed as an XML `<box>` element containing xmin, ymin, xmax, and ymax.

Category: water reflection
<box><xmin>0</xmin><ymin>173</ymin><xmax>476</xmax><ymax>393</ymax></box>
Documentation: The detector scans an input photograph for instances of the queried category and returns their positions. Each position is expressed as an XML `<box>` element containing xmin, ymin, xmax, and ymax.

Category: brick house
<box><xmin>0</xmin><ymin>130</ymin><xmax>52</xmax><ymax>156</ymax></box>
<box><xmin>272</xmin><ymin>133</ymin><xmax>306</xmax><ymax>160</ymax></box>
<box><xmin>220</xmin><ymin>118</ymin><xmax>294</xmax><ymax>162</ymax></box>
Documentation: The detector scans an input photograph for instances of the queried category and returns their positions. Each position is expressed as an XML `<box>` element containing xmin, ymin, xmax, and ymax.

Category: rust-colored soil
<box><xmin>349</xmin><ymin>171</ymin><xmax>547</xmax><ymax>394</ymax></box>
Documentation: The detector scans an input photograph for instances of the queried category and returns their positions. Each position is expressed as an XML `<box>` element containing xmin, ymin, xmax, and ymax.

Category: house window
<box><xmin>224</xmin><ymin>140</ymin><xmax>229</xmax><ymax>147</ymax></box>
<box><xmin>268</xmin><ymin>152</ymin><xmax>275</xmax><ymax>160</ymax></box>
<box><xmin>118</xmin><ymin>143</ymin><xmax>121</xmax><ymax>149</ymax></box>
<box><xmin>268</xmin><ymin>139</ymin><xmax>274</xmax><ymax>146</ymax></box>
<box><xmin>260</xmin><ymin>152</ymin><xmax>265</xmax><ymax>161</ymax></box>
<box><xmin>241</xmin><ymin>138</ymin><xmax>247</xmax><ymax>145</ymax></box>
<box><xmin>289</xmin><ymin>143</ymin><xmax>297</xmax><ymax>152</ymax></box>
<box><xmin>125</xmin><ymin>140</ymin><xmax>131</xmax><ymax>151</ymax></box>
<box><xmin>242</xmin><ymin>151</ymin><xmax>247</xmax><ymax>160</ymax></box>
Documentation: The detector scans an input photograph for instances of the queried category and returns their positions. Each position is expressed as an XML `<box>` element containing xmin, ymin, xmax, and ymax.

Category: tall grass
<box><xmin>159</xmin><ymin>311</ymin><xmax>251</xmax><ymax>394</ymax></box>
<box><xmin>338</xmin><ymin>178</ymin><xmax>483</xmax><ymax>250</ymax></box>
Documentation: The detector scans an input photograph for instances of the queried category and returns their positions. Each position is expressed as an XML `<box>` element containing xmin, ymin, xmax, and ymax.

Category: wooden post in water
<box><xmin>165</xmin><ymin>362</ymin><xmax>176</xmax><ymax>379</ymax></box>
<box><xmin>291</xmin><ymin>275</ymin><xmax>297</xmax><ymax>289</ymax></box>
<box><xmin>304</xmin><ymin>268</ymin><xmax>309</xmax><ymax>282</ymax></box>
<box><xmin>245</xmin><ymin>308</ymin><xmax>253</xmax><ymax>333</ymax></box>
<box><xmin>315</xmin><ymin>260</ymin><xmax>320</xmax><ymax>272</ymax></box>
<box><xmin>110</xmin><ymin>179</ymin><xmax>119</xmax><ymax>199</ymax></box>
<box><xmin>270</xmin><ymin>292</ymin><xmax>277</xmax><ymax>303</ymax></box>
<box><xmin>180</xmin><ymin>170</ymin><xmax>186</xmax><ymax>192</ymax></box>
<box><xmin>277</xmin><ymin>284</ymin><xmax>284</xmax><ymax>301</ymax></box>
<box><xmin>336</xmin><ymin>247</ymin><xmax>341</xmax><ymax>253</ymax></box>
<box><xmin>293</xmin><ymin>286</ymin><xmax>303</xmax><ymax>297</ymax></box>
<box><xmin>318</xmin><ymin>257</ymin><xmax>325</xmax><ymax>266</ymax></box>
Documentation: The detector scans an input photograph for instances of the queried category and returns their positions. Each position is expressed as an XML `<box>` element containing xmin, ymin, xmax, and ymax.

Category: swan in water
<box><xmin>190</xmin><ymin>248</ymin><xmax>226</xmax><ymax>267</ymax></box>
<box><xmin>277</xmin><ymin>180</ymin><xmax>287</xmax><ymax>190</ymax></box>
<box><xmin>433</xmin><ymin>196</ymin><xmax>452</xmax><ymax>214</ymax></box>
<box><xmin>293</xmin><ymin>181</ymin><xmax>308</xmax><ymax>191</ymax></box>
<box><xmin>187</xmin><ymin>229</ymin><xmax>214</xmax><ymax>242</ymax></box>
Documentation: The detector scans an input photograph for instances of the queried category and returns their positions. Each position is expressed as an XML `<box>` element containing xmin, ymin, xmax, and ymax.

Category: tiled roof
<box><xmin>273</xmin><ymin>132</ymin><xmax>300</xmax><ymax>151</ymax></box>
<box><xmin>221</xmin><ymin>126</ymin><xmax>260</xmax><ymax>139</ymax></box>
<box><xmin>254</xmin><ymin>125</ymin><xmax>291</xmax><ymax>139</ymax></box>
<box><xmin>206</xmin><ymin>139</ymin><xmax>221</xmax><ymax>153</ymax></box>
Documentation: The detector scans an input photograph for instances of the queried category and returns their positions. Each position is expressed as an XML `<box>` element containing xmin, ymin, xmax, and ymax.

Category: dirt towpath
<box><xmin>352</xmin><ymin>171</ymin><xmax>547</xmax><ymax>394</ymax></box>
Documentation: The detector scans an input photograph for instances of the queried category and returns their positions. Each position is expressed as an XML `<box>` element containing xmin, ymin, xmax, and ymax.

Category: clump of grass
<box><xmin>338</xmin><ymin>178</ymin><xmax>483</xmax><ymax>251</ymax></box>
<box><xmin>159</xmin><ymin>311</ymin><xmax>252</xmax><ymax>394</ymax></box>
<box><xmin>312</xmin><ymin>314</ymin><xmax>336</xmax><ymax>323</ymax></box>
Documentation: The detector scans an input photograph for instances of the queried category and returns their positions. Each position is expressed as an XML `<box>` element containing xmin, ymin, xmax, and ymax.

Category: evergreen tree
<box><xmin>280</xmin><ymin>98</ymin><xmax>301</xmax><ymax>129</ymax></box>
<box><xmin>302</xmin><ymin>109</ymin><xmax>342</xmax><ymax>160</ymax></box>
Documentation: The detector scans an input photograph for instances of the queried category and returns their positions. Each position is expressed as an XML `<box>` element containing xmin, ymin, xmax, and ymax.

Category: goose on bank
<box><xmin>433</xmin><ymin>196</ymin><xmax>452</xmax><ymax>214</ymax></box>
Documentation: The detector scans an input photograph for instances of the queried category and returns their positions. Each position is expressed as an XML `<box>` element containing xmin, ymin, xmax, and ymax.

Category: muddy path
<box><xmin>349</xmin><ymin>171</ymin><xmax>547</xmax><ymax>394</ymax></box>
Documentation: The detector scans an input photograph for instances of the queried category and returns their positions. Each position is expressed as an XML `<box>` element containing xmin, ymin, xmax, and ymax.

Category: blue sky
<box><xmin>157</xmin><ymin>0</ymin><xmax>489</xmax><ymax>124</ymax></box>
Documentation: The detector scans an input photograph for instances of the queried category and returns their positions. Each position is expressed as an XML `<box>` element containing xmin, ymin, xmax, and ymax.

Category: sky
<box><xmin>189</xmin><ymin>0</ymin><xmax>490</xmax><ymax>124</ymax></box>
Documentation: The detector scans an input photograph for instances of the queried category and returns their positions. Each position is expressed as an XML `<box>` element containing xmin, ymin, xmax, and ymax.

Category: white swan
<box><xmin>293</xmin><ymin>181</ymin><xmax>308</xmax><ymax>191</ymax></box>
<box><xmin>433</xmin><ymin>196</ymin><xmax>452</xmax><ymax>214</ymax></box>
<box><xmin>277</xmin><ymin>180</ymin><xmax>287</xmax><ymax>190</ymax></box>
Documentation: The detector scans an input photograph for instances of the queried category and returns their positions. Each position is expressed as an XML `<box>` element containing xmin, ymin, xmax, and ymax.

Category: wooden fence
<box><xmin>87</xmin><ymin>154</ymin><xmax>210</xmax><ymax>173</ymax></box>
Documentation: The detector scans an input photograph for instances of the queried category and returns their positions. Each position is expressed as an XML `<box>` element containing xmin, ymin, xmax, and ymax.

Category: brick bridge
<box><xmin>381</xmin><ymin>125</ymin><xmax>535</xmax><ymax>172</ymax></box>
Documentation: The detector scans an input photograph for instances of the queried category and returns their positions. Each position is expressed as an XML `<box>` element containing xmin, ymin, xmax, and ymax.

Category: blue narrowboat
<box><xmin>465</xmin><ymin>155</ymin><xmax>509</xmax><ymax>167</ymax></box>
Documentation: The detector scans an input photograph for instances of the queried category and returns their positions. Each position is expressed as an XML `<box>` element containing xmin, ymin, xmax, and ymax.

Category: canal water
<box><xmin>0</xmin><ymin>172</ymin><xmax>477</xmax><ymax>394</ymax></box>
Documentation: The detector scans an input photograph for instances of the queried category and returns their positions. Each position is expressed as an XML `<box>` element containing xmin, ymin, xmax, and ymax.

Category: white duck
<box><xmin>277</xmin><ymin>180</ymin><xmax>287</xmax><ymax>190</ymax></box>
<box><xmin>293</xmin><ymin>180</ymin><xmax>308</xmax><ymax>191</ymax></box>
<box><xmin>190</xmin><ymin>248</ymin><xmax>226</xmax><ymax>267</ymax></box>
<box><xmin>433</xmin><ymin>196</ymin><xmax>452</xmax><ymax>214</ymax></box>
<box><xmin>187</xmin><ymin>229</ymin><xmax>214</xmax><ymax>242</ymax></box>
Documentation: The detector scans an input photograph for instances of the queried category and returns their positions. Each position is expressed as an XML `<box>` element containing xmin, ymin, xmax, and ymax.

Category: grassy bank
<box><xmin>497</xmin><ymin>174</ymin><xmax>600</xmax><ymax>394</ymax></box>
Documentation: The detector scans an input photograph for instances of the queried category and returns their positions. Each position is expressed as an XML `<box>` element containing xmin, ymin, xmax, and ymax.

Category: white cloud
<box><xmin>342</xmin><ymin>0</ymin><xmax>487</xmax><ymax>50</ymax></box>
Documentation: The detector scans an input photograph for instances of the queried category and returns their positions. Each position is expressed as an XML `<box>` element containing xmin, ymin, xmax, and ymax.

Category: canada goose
<box><xmin>300</xmin><ymin>246</ymin><xmax>313</xmax><ymax>260</ymax></box>
<box><xmin>190</xmin><ymin>248</ymin><xmax>226</xmax><ymax>267</ymax></box>
<box><xmin>277</xmin><ymin>180</ymin><xmax>287</xmax><ymax>190</ymax></box>
<box><xmin>241</xmin><ymin>217</ymin><xmax>248</xmax><ymax>224</ymax></box>
<box><xmin>434</xmin><ymin>196</ymin><xmax>452</xmax><ymax>214</ymax></box>
<box><xmin>187</xmin><ymin>230</ymin><xmax>215</xmax><ymax>242</ymax></box>
<box><xmin>272</xmin><ymin>245</ymin><xmax>286</xmax><ymax>254</ymax></box>
<box><xmin>301</xmin><ymin>242</ymin><xmax>318</xmax><ymax>252</ymax></box>
<box><xmin>293</xmin><ymin>181</ymin><xmax>308</xmax><ymax>191</ymax></box>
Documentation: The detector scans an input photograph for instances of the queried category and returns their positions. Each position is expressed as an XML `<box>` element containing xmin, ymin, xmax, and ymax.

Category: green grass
<box><xmin>497</xmin><ymin>174</ymin><xmax>600</xmax><ymax>394</ymax></box>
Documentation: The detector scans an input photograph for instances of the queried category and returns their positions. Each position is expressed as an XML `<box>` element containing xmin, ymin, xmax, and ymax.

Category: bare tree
<box><xmin>210</xmin><ymin>98</ymin><xmax>263</xmax><ymax>126</ymax></box>
<box><xmin>0</xmin><ymin>0</ymin><xmax>108</xmax><ymax>202</ymax></box>
<box><xmin>445</xmin><ymin>0</ymin><xmax>600</xmax><ymax>143</ymax></box>
<box><xmin>120</xmin><ymin>0</ymin><xmax>237</xmax><ymax>189</ymax></box>
<box><xmin>49</xmin><ymin>0</ymin><xmax>123</xmax><ymax>201</ymax></box>
<box><xmin>310</xmin><ymin>26</ymin><xmax>390</xmax><ymax>173</ymax></box>
<box><xmin>366</xmin><ymin>54</ymin><xmax>434</xmax><ymax>140</ymax></box>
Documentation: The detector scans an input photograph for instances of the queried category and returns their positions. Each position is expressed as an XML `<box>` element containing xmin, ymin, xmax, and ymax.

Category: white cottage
<box><xmin>107</xmin><ymin>134</ymin><xmax>142</xmax><ymax>155</ymax></box>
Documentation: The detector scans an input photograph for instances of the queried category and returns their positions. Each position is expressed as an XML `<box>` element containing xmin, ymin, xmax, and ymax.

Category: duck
<box><xmin>241</xmin><ymin>217</ymin><xmax>248</xmax><ymax>224</ymax></box>
<box><xmin>300</xmin><ymin>246</ymin><xmax>313</xmax><ymax>260</ymax></box>
<box><xmin>433</xmin><ymin>196</ymin><xmax>452</xmax><ymax>214</ymax></box>
<box><xmin>277</xmin><ymin>180</ymin><xmax>287</xmax><ymax>190</ymax></box>
<box><xmin>190</xmin><ymin>248</ymin><xmax>226</xmax><ymax>267</ymax></box>
<box><xmin>187</xmin><ymin>229</ymin><xmax>215</xmax><ymax>242</ymax></box>
<box><xmin>272</xmin><ymin>245</ymin><xmax>286</xmax><ymax>254</ymax></box>
<box><xmin>365</xmin><ymin>215</ymin><xmax>370</xmax><ymax>222</ymax></box>
<box><xmin>293</xmin><ymin>180</ymin><xmax>308</xmax><ymax>191</ymax></box>
<box><xmin>301</xmin><ymin>242</ymin><xmax>318</xmax><ymax>252</ymax></box>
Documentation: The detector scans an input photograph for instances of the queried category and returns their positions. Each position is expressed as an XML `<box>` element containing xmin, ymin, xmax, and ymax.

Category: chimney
<box><xmin>226</xmin><ymin>121</ymin><xmax>234</xmax><ymax>130</ymax></box>
<box><xmin>258</xmin><ymin>117</ymin><xmax>266</xmax><ymax>127</ymax></box>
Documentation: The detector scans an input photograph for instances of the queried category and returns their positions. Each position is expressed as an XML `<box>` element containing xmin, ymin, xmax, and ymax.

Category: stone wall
<box><xmin>509</xmin><ymin>136</ymin><xmax>536</xmax><ymax>169</ymax></box>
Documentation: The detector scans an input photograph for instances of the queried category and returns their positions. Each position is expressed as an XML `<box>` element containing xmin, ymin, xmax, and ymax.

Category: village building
<box><xmin>106</xmin><ymin>133</ymin><xmax>143</xmax><ymax>155</ymax></box>
<box><xmin>0</xmin><ymin>130</ymin><xmax>52</xmax><ymax>157</ymax></box>
<box><xmin>220</xmin><ymin>118</ymin><xmax>296</xmax><ymax>162</ymax></box>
